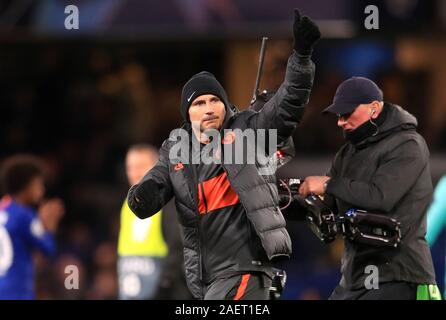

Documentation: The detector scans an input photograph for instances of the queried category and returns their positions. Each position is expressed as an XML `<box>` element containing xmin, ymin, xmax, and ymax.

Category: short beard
<box><xmin>200</xmin><ymin>126</ymin><xmax>221</xmax><ymax>144</ymax></box>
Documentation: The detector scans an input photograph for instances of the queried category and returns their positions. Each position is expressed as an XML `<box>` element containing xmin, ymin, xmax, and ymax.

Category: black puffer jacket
<box><xmin>128</xmin><ymin>52</ymin><xmax>315</xmax><ymax>299</ymax></box>
<box><xmin>326</xmin><ymin>103</ymin><xmax>436</xmax><ymax>289</ymax></box>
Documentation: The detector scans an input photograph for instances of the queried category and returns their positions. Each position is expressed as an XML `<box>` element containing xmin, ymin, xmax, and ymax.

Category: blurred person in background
<box><xmin>426</xmin><ymin>175</ymin><xmax>446</xmax><ymax>297</ymax></box>
<box><xmin>127</xmin><ymin>9</ymin><xmax>320</xmax><ymax>300</ymax></box>
<box><xmin>118</xmin><ymin>144</ymin><xmax>189</xmax><ymax>300</ymax></box>
<box><xmin>299</xmin><ymin>77</ymin><xmax>439</xmax><ymax>300</ymax></box>
<box><xmin>0</xmin><ymin>155</ymin><xmax>64</xmax><ymax>299</ymax></box>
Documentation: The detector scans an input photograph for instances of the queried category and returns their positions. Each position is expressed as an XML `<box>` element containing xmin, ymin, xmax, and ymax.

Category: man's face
<box><xmin>337</xmin><ymin>102</ymin><xmax>376</xmax><ymax>131</ymax></box>
<box><xmin>188</xmin><ymin>94</ymin><xmax>226</xmax><ymax>133</ymax></box>
<box><xmin>26</xmin><ymin>176</ymin><xmax>45</xmax><ymax>205</ymax></box>
<box><xmin>126</xmin><ymin>150</ymin><xmax>158</xmax><ymax>186</ymax></box>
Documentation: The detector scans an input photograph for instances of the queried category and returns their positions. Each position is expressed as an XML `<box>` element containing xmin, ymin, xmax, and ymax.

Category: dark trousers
<box><xmin>329</xmin><ymin>281</ymin><xmax>418</xmax><ymax>300</ymax></box>
<box><xmin>204</xmin><ymin>272</ymin><xmax>270</xmax><ymax>300</ymax></box>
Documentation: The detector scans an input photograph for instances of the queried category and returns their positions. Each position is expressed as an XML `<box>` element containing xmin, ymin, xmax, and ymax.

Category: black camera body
<box><xmin>278</xmin><ymin>178</ymin><xmax>402</xmax><ymax>248</ymax></box>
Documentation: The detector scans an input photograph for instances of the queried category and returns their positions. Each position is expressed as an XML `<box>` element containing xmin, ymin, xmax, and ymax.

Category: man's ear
<box><xmin>370</xmin><ymin>101</ymin><xmax>382</xmax><ymax>119</ymax></box>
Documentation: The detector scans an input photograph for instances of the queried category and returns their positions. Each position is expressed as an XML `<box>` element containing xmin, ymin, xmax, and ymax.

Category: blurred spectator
<box><xmin>117</xmin><ymin>144</ymin><xmax>191</xmax><ymax>300</ymax></box>
<box><xmin>0</xmin><ymin>155</ymin><xmax>64</xmax><ymax>299</ymax></box>
<box><xmin>88</xmin><ymin>269</ymin><xmax>118</xmax><ymax>300</ymax></box>
<box><xmin>427</xmin><ymin>175</ymin><xmax>446</xmax><ymax>297</ymax></box>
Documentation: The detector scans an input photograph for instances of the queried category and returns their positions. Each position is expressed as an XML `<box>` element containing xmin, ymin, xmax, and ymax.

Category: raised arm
<box><xmin>250</xmin><ymin>9</ymin><xmax>320</xmax><ymax>140</ymax></box>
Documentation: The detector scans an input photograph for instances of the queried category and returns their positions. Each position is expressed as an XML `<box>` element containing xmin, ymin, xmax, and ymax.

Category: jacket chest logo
<box><xmin>222</xmin><ymin>132</ymin><xmax>236</xmax><ymax>144</ymax></box>
<box><xmin>174</xmin><ymin>162</ymin><xmax>184</xmax><ymax>171</ymax></box>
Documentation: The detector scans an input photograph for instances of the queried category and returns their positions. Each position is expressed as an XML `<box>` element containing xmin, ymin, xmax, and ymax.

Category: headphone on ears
<box><xmin>370</xmin><ymin>108</ymin><xmax>379</xmax><ymax>136</ymax></box>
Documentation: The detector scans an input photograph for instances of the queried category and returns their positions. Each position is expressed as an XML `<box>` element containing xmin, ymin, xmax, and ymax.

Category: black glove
<box><xmin>127</xmin><ymin>180</ymin><xmax>160</xmax><ymax>218</ymax></box>
<box><xmin>292</xmin><ymin>9</ymin><xmax>321</xmax><ymax>55</ymax></box>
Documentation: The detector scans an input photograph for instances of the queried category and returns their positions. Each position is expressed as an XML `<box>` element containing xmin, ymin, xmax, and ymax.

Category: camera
<box><xmin>278</xmin><ymin>178</ymin><xmax>402</xmax><ymax>248</ymax></box>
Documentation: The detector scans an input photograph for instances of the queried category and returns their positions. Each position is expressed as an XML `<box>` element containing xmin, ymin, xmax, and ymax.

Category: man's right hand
<box><xmin>298</xmin><ymin>176</ymin><xmax>330</xmax><ymax>197</ymax></box>
<box><xmin>38</xmin><ymin>198</ymin><xmax>65</xmax><ymax>233</ymax></box>
<box><xmin>127</xmin><ymin>180</ymin><xmax>161</xmax><ymax>218</ymax></box>
<box><xmin>292</xmin><ymin>9</ymin><xmax>321</xmax><ymax>55</ymax></box>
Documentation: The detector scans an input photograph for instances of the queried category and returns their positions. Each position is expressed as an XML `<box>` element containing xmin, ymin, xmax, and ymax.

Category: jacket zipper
<box><xmin>221</xmin><ymin>165</ymin><xmax>249</xmax><ymax>214</ymax></box>
<box><xmin>190</xmin><ymin>164</ymin><xmax>204</xmax><ymax>298</ymax></box>
<box><xmin>199</xmin><ymin>182</ymin><xmax>208</xmax><ymax>214</ymax></box>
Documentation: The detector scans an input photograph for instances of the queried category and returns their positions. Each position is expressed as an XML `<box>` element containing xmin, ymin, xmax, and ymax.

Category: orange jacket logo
<box><xmin>174</xmin><ymin>162</ymin><xmax>184</xmax><ymax>171</ymax></box>
<box><xmin>222</xmin><ymin>132</ymin><xmax>236</xmax><ymax>144</ymax></box>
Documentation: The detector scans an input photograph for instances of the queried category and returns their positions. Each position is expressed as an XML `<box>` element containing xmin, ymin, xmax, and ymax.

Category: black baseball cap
<box><xmin>323</xmin><ymin>77</ymin><xmax>383</xmax><ymax>115</ymax></box>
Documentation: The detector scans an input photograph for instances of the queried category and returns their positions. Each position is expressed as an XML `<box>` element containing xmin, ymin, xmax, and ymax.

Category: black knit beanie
<box><xmin>180</xmin><ymin>71</ymin><xmax>229</xmax><ymax>122</ymax></box>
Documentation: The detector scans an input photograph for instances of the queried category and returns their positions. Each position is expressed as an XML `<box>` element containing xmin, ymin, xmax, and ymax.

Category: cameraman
<box><xmin>298</xmin><ymin>77</ymin><xmax>440</xmax><ymax>300</ymax></box>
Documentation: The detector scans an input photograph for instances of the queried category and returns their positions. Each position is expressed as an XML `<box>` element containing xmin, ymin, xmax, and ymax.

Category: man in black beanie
<box><xmin>127</xmin><ymin>9</ymin><xmax>320</xmax><ymax>300</ymax></box>
<box><xmin>179</xmin><ymin>71</ymin><xmax>231</xmax><ymax>144</ymax></box>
